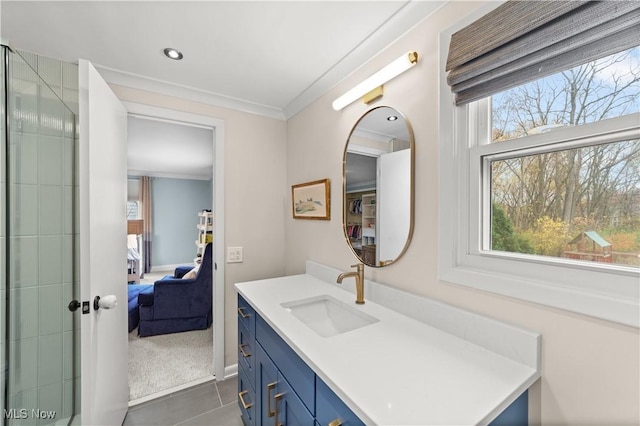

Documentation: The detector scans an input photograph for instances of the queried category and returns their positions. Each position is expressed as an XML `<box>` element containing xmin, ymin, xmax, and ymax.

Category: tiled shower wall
<box><xmin>5</xmin><ymin>49</ymin><xmax>79</xmax><ymax>425</ymax></box>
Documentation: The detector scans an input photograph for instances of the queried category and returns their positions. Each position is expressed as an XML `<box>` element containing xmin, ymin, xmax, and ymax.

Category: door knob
<box><xmin>68</xmin><ymin>300</ymin><xmax>81</xmax><ymax>312</ymax></box>
<box><xmin>93</xmin><ymin>295</ymin><xmax>118</xmax><ymax>310</ymax></box>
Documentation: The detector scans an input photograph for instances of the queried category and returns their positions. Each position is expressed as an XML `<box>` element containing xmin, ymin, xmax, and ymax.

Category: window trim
<box><xmin>438</xmin><ymin>12</ymin><xmax>640</xmax><ymax>328</ymax></box>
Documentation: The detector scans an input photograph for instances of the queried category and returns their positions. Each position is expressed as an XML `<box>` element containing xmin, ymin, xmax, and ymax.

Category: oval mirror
<box><xmin>342</xmin><ymin>106</ymin><xmax>414</xmax><ymax>267</ymax></box>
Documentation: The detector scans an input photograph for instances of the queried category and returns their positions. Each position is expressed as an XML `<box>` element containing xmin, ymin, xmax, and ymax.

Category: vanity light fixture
<box><xmin>332</xmin><ymin>51</ymin><xmax>418</xmax><ymax>111</ymax></box>
<box><xmin>163</xmin><ymin>48</ymin><xmax>184</xmax><ymax>60</ymax></box>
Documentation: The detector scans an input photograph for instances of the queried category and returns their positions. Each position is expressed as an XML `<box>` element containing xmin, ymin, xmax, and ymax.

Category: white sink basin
<box><xmin>281</xmin><ymin>295</ymin><xmax>379</xmax><ymax>338</ymax></box>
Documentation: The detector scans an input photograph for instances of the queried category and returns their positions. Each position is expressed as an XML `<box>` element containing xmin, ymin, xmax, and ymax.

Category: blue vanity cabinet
<box><xmin>256</xmin><ymin>343</ymin><xmax>314</xmax><ymax>425</ymax></box>
<box><xmin>238</xmin><ymin>294</ymin><xmax>256</xmax><ymax>335</ymax></box>
<box><xmin>238</xmin><ymin>294</ymin><xmax>529</xmax><ymax>425</ymax></box>
<box><xmin>238</xmin><ymin>365</ymin><xmax>256</xmax><ymax>425</ymax></box>
<box><xmin>254</xmin><ymin>316</ymin><xmax>314</xmax><ymax>425</ymax></box>
<box><xmin>275</xmin><ymin>370</ymin><xmax>315</xmax><ymax>425</ymax></box>
<box><xmin>237</xmin><ymin>294</ymin><xmax>257</xmax><ymax>386</ymax></box>
<box><xmin>316</xmin><ymin>378</ymin><xmax>365</xmax><ymax>426</ymax></box>
<box><xmin>237</xmin><ymin>296</ymin><xmax>256</xmax><ymax>425</ymax></box>
<box><xmin>489</xmin><ymin>390</ymin><xmax>528</xmax><ymax>426</ymax></box>
<box><xmin>238</xmin><ymin>322</ymin><xmax>256</xmax><ymax>387</ymax></box>
<box><xmin>255</xmin><ymin>315</ymin><xmax>315</xmax><ymax>415</ymax></box>
<box><xmin>255</xmin><ymin>344</ymin><xmax>278</xmax><ymax>425</ymax></box>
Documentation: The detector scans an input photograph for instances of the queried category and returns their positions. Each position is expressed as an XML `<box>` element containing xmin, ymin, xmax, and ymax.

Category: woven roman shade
<box><xmin>446</xmin><ymin>1</ymin><xmax>640</xmax><ymax>105</ymax></box>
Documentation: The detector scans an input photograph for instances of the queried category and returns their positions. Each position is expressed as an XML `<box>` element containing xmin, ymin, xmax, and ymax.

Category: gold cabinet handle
<box><xmin>239</xmin><ymin>343</ymin><xmax>251</xmax><ymax>358</ymax></box>
<box><xmin>238</xmin><ymin>390</ymin><xmax>253</xmax><ymax>409</ymax></box>
<box><xmin>329</xmin><ymin>420</ymin><xmax>343</xmax><ymax>426</ymax></box>
<box><xmin>266</xmin><ymin>382</ymin><xmax>277</xmax><ymax>417</ymax></box>
<box><xmin>237</xmin><ymin>307</ymin><xmax>250</xmax><ymax>319</ymax></box>
<box><xmin>273</xmin><ymin>392</ymin><xmax>284</xmax><ymax>426</ymax></box>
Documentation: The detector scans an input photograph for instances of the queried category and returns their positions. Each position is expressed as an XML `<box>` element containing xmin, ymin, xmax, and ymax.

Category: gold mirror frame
<box><xmin>342</xmin><ymin>106</ymin><xmax>415</xmax><ymax>267</ymax></box>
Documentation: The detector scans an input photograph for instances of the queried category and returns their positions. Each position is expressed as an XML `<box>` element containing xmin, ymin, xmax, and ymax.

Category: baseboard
<box><xmin>223</xmin><ymin>364</ymin><xmax>238</xmax><ymax>380</ymax></box>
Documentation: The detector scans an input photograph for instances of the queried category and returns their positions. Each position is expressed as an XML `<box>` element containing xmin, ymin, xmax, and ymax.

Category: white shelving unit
<box><xmin>195</xmin><ymin>210</ymin><xmax>213</xmax><ymax>263</ymax></box>
<box><xmin>361</xmin><ymin>192</ymin><xmax>376</xmax><ymax>245</ymax></box>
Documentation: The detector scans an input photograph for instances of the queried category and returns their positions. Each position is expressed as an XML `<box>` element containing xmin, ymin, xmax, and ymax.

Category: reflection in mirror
<box><xmin>343</xmin><ymin>106</ymin><xmax>414</xmax><ymax>267</ymax></box>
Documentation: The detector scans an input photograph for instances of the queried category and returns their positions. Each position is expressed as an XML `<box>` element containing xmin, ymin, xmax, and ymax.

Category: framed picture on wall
<box><xmin>292</xmin><ymin>178</ymin><xmax>330</xmax><ymax>220</ymax></box>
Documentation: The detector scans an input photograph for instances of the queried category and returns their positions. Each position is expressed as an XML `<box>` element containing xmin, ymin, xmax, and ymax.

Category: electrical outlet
<box><xmin>227</xmin><ymin>247</ymin><xmax>243</xmax><ymax>263</ymax></box>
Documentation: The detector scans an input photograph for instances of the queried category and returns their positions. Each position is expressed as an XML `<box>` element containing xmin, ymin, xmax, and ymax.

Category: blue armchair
<box><xmin>138</xmin><ymin>243</ymin><xmax>213</xmax><ymax>337</ymax></box>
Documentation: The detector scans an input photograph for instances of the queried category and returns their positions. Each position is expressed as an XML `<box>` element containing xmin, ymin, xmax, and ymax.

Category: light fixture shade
<box><xmin>332</xmin><ymin>51</ymin><xmax>418</xmax><ymax>111</ymax></box>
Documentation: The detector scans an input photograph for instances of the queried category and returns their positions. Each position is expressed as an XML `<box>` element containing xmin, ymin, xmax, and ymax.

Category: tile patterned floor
<box><xmin>123</xmin><ymin>377</ymin><xmax>242</xmax><ymax>426</ymax></box>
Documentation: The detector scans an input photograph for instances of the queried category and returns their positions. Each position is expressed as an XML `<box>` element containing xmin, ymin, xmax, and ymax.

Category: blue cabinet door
<box><xmin>274</xmin><ymin>371</ymin><xmax>314</xmax><ymax>426</ymax></box>
<box><xmin>238</xmin><ymin>366</ymin><xmax>256</xmax><ymax>426</ymax></box>
<box><xmin>316</xmin><ymin>378</ymin><xmax>364</xmax><ymax>426</ymax></box>
<box><xmin>256</xmin><ymin>315</ymin><xmax>315</xmax><ymax>415</ymax></box>
<box><xmin>238</xmin><ymin>295</ymin><xmax>256</xmax><ymax>335</ymax></box>
<box><xmin>257</xmin><ymin>343</ymin><xmax>313</xmax><ymax>426</ymax></box>
<box><xmin>256</xmin><ymin>344</ymin><xmax>279</xmax><ymax>425</ymax></box>
<box><xmin>238</xmin><ymin>321</ymin><xmax>256</xmax><ymax>388</ymax></box>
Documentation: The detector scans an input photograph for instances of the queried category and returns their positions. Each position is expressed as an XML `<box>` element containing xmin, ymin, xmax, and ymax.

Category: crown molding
<box><xmin>127</xmin><ymin>170</ymin><xmax>212</xmax><ymax>181</ymax></box>
<box><xmin>96</xmin><ymin>64</ymin><xmax>287</xmax><ymax>121</ymax></box>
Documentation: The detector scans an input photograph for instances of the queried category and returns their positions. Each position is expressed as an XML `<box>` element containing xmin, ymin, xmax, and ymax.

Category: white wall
<box><xmin>110</xmin><ymin>84</ymin><xmax>288</xmax><ymax>367</ymax></box>
<box><xmin>284</xmin><ymin>1</ymin><xmax>640</xmax><ymax>424</ymax></box>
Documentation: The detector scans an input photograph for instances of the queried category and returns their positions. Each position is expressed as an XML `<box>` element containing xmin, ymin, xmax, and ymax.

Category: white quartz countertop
<box><xmin>236</xmin><ymin>274</ymin><xmax>539</xmax><ymax>425</ymax></box>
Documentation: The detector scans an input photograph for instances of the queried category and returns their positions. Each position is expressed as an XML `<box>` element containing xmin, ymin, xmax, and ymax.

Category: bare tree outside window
<box><xmin>489</xmin><ymin>47</ymin><xmax>640</xmax><ymax>267</ymax></box>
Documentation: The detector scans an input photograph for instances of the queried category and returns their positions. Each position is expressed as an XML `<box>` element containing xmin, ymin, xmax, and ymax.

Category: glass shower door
<box><xmin>2</xmin><ymin>46</ymin><xmax>78</xmax><ymax>426</ymax></box>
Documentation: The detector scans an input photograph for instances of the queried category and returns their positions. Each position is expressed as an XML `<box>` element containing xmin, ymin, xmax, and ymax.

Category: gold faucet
<box><xmin>337</xmin><ymin>263</ymin><xmax>365</xmax><ymax>304</ymax></box>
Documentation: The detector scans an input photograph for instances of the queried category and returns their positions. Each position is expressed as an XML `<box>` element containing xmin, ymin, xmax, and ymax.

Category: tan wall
<box><xmin>284</xmin><ymin>2</ymin><xmax>640</xmax><ymax>425</ymax></box>
<box><xmin>110</xmin><ymin>85</ymin><xmax>288</xmax><ymax>368</ymax></box>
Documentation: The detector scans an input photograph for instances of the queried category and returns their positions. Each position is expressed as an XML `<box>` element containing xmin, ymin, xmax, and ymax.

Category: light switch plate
<box><xmin>227</xmin><ymin>247</ymin><xmax>243</xmax><ymax>263</ymax></box>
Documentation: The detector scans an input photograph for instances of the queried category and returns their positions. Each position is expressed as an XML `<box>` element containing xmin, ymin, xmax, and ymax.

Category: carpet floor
<box><xmin>128</xmin><ymin>328</ymin><xmax>214</xmax><ymax>401</ymax></box>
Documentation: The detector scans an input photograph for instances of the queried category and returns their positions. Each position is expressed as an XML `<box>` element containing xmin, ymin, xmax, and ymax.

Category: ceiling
<box><xmin>346</xmin><ymin>106</ymin><xmax>412</xmax><ymax>191</ymax></box>
<box><xmin>355</xmin><ymin>106</ymin><xmax>411</xmax><ymax>142</ymax></box>
<box><xmin>1</xmin><ymin>1</ymin><xmax>444</xmax><ymax>119</ymax></box>
<box><xmin>1</xmin><ymin>1</ymin><xmax>444</xmax><ymax>178</ymax></box>
<box><xmin>127</xmin><ymin>116</ymin><xmax>214</xmax><ymax>180</ymax></box>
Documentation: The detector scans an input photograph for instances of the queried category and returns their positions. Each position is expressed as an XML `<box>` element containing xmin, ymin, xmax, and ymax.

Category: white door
<box><xmin>377</xmin><ymin>149</ymin><xmax>411</xmax><ymax>264</ymax></box>
<box><xmin>79</xmin><ymin>59</ymin><xmax>129</xmax><ymax>425</ymax></box>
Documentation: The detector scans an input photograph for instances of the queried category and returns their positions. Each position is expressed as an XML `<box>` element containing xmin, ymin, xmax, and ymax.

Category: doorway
<box><xmin>123</xmin><ymin>105</ymin><xmax>225</xmax><ymax>405</ymax></box>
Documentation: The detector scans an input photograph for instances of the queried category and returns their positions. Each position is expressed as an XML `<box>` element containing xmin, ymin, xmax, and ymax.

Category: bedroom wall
<box><xmin>284</xmin><ymin>1</ymin><xmax>640</xmax><ymax>425</ymax></box>
<box><xmin>151</xmin><ymin>177</ymin><xmax>212</xmax><ymax>269</ymax></box>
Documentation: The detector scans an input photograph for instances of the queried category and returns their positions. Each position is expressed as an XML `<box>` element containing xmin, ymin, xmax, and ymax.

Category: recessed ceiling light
<box><xmin>163</xmin><ymin>48</ymin><xmax>183</xmax><ymax>60</ymax></box>
<box><xmin>387</xmin><ymin>115</ymin><xmax>398</xmax><ymax>121</ymax></box>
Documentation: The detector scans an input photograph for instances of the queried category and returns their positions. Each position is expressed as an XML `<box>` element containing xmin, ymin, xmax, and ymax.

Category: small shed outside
<box><xmin>564</xmin><ymin>231</ymin><xmax>613</xmax><ymax>263</ymax></box>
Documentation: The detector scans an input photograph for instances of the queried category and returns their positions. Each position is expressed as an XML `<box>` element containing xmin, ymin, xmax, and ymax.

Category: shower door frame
<box><xmin>1</xmin><ymin>45</ymin><xmax>79</xmax><ymax>426</ymax></box>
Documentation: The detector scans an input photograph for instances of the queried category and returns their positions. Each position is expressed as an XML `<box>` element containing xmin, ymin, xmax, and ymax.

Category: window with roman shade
<box><xmin>438</xmin><ymin>0</ymin><xmax>640</xmax><ymax>327</ymax></box>
<box><xmin>445</xmin><ymin>1</ymin><xmax>640</xmax><ymax>105</ymax></box>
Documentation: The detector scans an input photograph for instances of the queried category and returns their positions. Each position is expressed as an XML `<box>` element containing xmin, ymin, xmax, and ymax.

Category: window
<box><xmin>484</xmin><ymin>48</ymin><xmax>640</xmax><ymax>268</ymax></box>
<box><xmin>127</xmin><ymin>178</ymin><xmax>141</xmax><ymax>219</ymax></box>
<box><xmin>127</xmin><ymin>200</ymin><xmax>140</xmax><ymax>220</ymax></box>
<box><xmin>439</xmin><ymin>3</ymin><xmax>640</xmax><ymax>327</ymax></box>
<box><xmin>489</xmin><ymin>140</ymin><xmax>640</xmax><ymax>267</ymax></box>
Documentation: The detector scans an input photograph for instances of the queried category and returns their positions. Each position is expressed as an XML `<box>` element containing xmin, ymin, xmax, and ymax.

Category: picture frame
<box><xmin>292</xmin><ymin>178</ymin><xmax>331</xmax><ymax>220</ymax></box>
